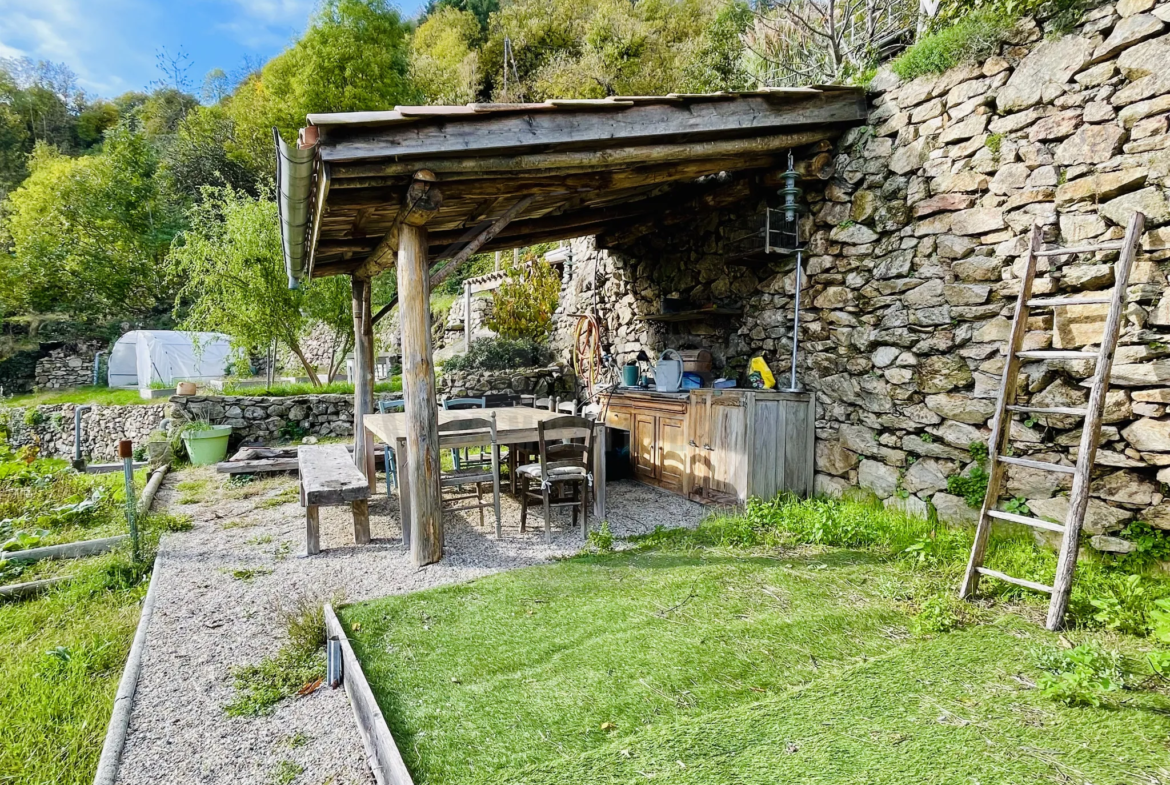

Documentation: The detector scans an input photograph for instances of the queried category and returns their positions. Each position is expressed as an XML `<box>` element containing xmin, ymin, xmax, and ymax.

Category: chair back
<box><xmin>443</xmin><ymin>397</ymin><xmax>486</xmax><ymax>410</ymax></box>
<box><xmin>438</xmin><ymin>412</ymin><xmax>498</xmax><ymax>449</ymax></box>
<box><xmin>378</xmin><ymin>399</ymin><xmax>405</xmax><ymax>414</ymax></box>
<box><xmin>483</xmin><ymin>392</ymin><xmax>520</xmax><ymax>408</ymax></box>
<box><xmin>536</xmin><ymin>415</ymin><xmax>592</xmax><ymax>473</ymax></box>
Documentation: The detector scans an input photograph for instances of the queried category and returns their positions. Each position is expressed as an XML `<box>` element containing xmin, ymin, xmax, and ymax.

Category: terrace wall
<box><xmin>554</xmin><ymin>0</ymin><xmax>1170</xmax><ymax>552</ymax></box>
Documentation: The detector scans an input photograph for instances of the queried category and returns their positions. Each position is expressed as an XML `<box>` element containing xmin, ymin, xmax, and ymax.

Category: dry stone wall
<box><xmin>169</xmin><ymin>392</ymin><xmax>404</xmax><ymax>445</ymax></box>
<box><xmin>34</xmin><ymin>341</ymin><xmax>104</xmax><ymax>390</ymax></box>
<box><xmin>3</xmin><ymin>403</ymin><xmax>167</xmax><ymax>461</ymax></box>
<box><xmin>439</xmin><ymin>365</ymin><xmax>577</xmax><ymax>399</ymax></box>
<box><xmin>553</xmin><ymin>0</ymin><xmax>1170</xmax><ymax>552</ymax></box>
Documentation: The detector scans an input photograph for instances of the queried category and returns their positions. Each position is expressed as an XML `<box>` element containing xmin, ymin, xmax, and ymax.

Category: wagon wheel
<box><xmin>572</xmin><ymin>314</ymin><xmax>602</xmax><ymax>394</ymax></box>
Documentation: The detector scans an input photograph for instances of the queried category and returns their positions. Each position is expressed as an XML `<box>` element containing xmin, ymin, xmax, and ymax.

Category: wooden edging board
<box><xmin>324</xmin><ymin>603</ymin><xmax>414</xmax><ymax>785</ymax></box>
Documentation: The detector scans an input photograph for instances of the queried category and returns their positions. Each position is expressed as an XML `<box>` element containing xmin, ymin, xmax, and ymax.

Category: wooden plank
<box><xmin>323</xmin><ymin>604</ymin><xmax>416</xmax><ymax>785</ymax></box>
<box><xmin>753</xmin><ymin>398</ymin><xmax>779</xmax><ymax>499</ymax></box>
<box><xmin>319</xmin><ymin>93</ymin><xmax>868</xmax><ymax>162</ymax></box>
<box><xmin>987</xmin><ymin>509</ymin><xmax>1066</xmax><ymax>533</ymax></box>
<box><xmin>352</xmin><ymin>276</ymin><xmax>376</xmax><ymax>491</ymax></box>
<box><xmin>1048</xmin><ymin>211</ymin><xmax>1144</xmax><ymax>631</ymax></box>
<box><xmin>1033</xmin><ymin>242</ymin><xmax>1123</xmax><ymax>256</ymax></box>
<box><xmin>306</xmin><ymin>505</ymin><xmax>321</xmax><ymax>556</ymax></box>
<box><xmin>298</xmin><ymin>444</ymin><xmax>370</xmax><ymax>506</ymax></box>
<box><xmin>961</xmin><ymin>223</ymin><xmax>1042</xmax><ymax>600</ymax></box>
<box><xmin>217</xmin><ymin>458</ymin><xmax>301</xmax><ymax>474</ymax></box>
<box><xmin>997</xmin><ymin>455</ymin><xmax>1077</xmax><ymax>474</ymax></box>
<box><xmin>1004</xmin><ymin>405</ymin><xmax>1087</xmax><ymax>417</ymax></box>
<box><xmin>1026</xmin><ymin>296</ymin><xmax>1111</xmax><ymax>307</ymax></box>
<box><xmin>397</xmin><ymin>222</ymin><xmax>443</xmax><ymax>567</ymax></box>
<box><xmin>976</xmin><ymin>567</ymin><xmax>1053</xmax><ymax>594</ymax></box>
<box><xmin>353</xmin><ymin>499</ymin><xmax>371</xmax><ymax>545</ymax></box>
<box><xmin>803</xmin><ymin>396</ymin><xmax>816</xmax><ymax>498</ymax></box>
<box><xmin>11</xmin><ymin>535</ymin><xmax>127</xmax><ymax>563</ymax></box>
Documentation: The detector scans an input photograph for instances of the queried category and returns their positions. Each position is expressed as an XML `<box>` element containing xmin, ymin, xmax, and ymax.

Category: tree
<box><xmin>425</xmin><ymin>0</ymin><xmax>500</xmax><ymax>36</ymax></box>
<box><xmin>1</xmin><ymin>126</ymin><xmax>181</xmax><ymax>321</ymax></box>
<box><xmin>411</xmin><ymin>7</ymin><xmax>483</xmax><ymax>104</ymax></box>
<box><xmin>168</xmin><ymin>186</ymin><xmax>353</xmax><ymax>385</ymax></box>
<box><xmin>488</xmin><ymin>255</ymin><xmax>561</xmax><ymax>341</ymax></box>
<box><xmin>159</xmin><ymin>104</ymin><xmax>262</xmax><ymax>202</ymax></box>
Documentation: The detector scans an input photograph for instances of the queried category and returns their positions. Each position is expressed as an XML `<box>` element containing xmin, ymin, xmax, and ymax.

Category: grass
<box><xmin>890</xmin><ymin>9</ymin><xmax>1014</xmax><ymax>82</ymax></box>
<box><xmin>0</xmin><ymin>544</ymin><xmax>155</xmax><ymax>785</ymax></box>
<box><xmin>1</xmin><ymin>386</ymin><xmax>151</xmax><ymax>408</ymax></box>
<box><xmin>218</xmin><ymin>377</ymin><xmax>402</xmax><ymax>397</ymax></box>
<box><xmin>340</xmin><ymin>496</ymin><xmax>1170</xmax><ymax>785</ymax></box>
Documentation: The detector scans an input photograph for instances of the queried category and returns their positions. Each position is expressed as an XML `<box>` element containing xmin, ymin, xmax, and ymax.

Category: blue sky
<box><xmin>0</xmin><ymin>0</ymin><xmax>426</xmax><ymax>98</ymax></box>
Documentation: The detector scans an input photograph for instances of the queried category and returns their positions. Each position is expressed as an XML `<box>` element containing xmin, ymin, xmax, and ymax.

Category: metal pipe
<box><xmin>93</xmin><ymin>351</ymin><xmax>106</xmax><ymax>386</ymax></box>
<box><xmin>118</xmin><ymin>439</ymin><xmax>139</xmax><ymax>562</ymax></box>
<box><xmin>73</xmin><ymin>405</ymin><xmax>92</xmax><ymax>469</ymax></box>
<box><xmin>787</xmin><ymin>250</ymin><xmax>803</xmax><ymax>392</ymax></box>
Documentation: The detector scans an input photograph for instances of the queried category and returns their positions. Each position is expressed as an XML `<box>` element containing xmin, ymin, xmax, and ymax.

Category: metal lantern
<box><xmin>764</xmin><ymin>151</ymin><xmax>805</xmax><ymax>255</ymax></box>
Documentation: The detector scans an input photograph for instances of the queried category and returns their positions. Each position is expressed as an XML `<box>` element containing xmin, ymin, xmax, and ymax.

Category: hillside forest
<box><xmin>0</xmin><ymin>0</ymin><xmax>1063</xmax><ymax>381</ymax></box>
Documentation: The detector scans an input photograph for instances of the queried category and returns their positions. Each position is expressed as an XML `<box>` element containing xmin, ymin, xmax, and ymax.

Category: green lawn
<box><xmin>0</xmin><ymin>547</ymin><xmax>151</xmax><ymax>785</ymax></box>
<box><xmin>217</xmin><ymin>376</ymin><xmax>402</xmax><ymax>397</ymax></box>
<box><xmin>341</xmin><ymin>501</ymin><xmax>1170</xmax><ymax>785</ymax></box>
<box><xmin>2</xmin><ymin>386</ymin><xmax>148</xmax><ymax>407</ymax></box>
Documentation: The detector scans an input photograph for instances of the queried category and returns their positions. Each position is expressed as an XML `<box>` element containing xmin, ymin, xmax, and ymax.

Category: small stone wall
<box><xmin>2</xmin><ymin>403</ymin><xmax>167</xmax><ymax>461</ymax></box>
<box><xmin>169</xmin><ymin>392</ymin><xmax>404</xmax><ymax>445</ymax></box>
<box><xmin>439</xmin><ymin>365</ymin><xmax>576</xmax><ymax>399</ymax></box>
<box><xmin>34</xmin><ymin>340</ymin><xmax>104</xmax><ymax>390</ymax></box>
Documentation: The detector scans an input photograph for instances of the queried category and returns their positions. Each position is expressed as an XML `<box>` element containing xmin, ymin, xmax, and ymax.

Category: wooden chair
<box><xmin>517</xmin><ymin>416</ymin><xmax>593</xmax><ymax>542</ymax></box>
<box><xmin>443</xmin><ymin>397</ymin><xmax>486</xmax><ymax>470</ymax></box>
<box><xmin>377</xmin><ymin>398</ymin><xmax>404</xmax><ymax>494</ymax></box>
<box><xmin>438</xmin><ymin>414</ymin><xmax>502</xmax><ymax>536</ymax></box>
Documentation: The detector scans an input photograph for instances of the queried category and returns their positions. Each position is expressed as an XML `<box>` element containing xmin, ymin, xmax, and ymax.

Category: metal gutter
<box><xmin>275</xmin><ymin>128</ymin><xmax>317</xmax><ymax>288</ymax></box>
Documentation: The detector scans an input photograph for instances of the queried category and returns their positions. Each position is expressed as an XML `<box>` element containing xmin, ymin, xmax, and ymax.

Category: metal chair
<box><xmin>517</xmin><ymin>415</ymin><xmax>594</xmax><ymax>542</ymax></box>
<box><xmin>443</xmin><ymin>397</ymin><xmax>486</xmax><ymax>470</ymax></box>
<box><xmin>377</xmin><ymin>398</ymin><xmax>404</xmax><ymax>494</ymax></box>
<box><xmin>438</xmin><ymin>413</ymin><xmax>502</xmax><ymax>536</ymax></box>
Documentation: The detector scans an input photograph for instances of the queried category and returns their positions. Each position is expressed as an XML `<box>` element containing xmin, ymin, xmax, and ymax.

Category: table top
<box><xmin>365</xmin><ymin>407</ymin><xmax>583</xmax><ymax>445</ymax></box>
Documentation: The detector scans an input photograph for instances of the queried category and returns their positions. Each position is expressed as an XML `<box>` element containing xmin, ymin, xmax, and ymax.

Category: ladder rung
<box><xmin>997</xmin><ymin>455</ymin><xmax>1077</xmax><ymax>474</ymax></box>
<box><xmin>1025</xmin><ymin>296</ymin><xmax>1111</xmax><ymax>308</ymax></box>
<box><xmin>1033</xmin><ymin>242</ymin><xmax>1124</xmax><ymax>257</ymax></box>
<box><xmin>988</xmin><ymin>509</ymin><xmax>1066</xmax><ymax>533</ymax></box>
<box><xmin>1016</xmin><ymin>350</ymin><xmax>1098</xmax><ymax>360</ymax></box>
<box><xmin>1005</xmin><ymin>405</ymin><xmax>1088</xmax><ymax>417</ymax></box>
<box><xmin>976</xmin><ymin>567</ymin><xmax>1054</xmax><ymax>593</ymax></box>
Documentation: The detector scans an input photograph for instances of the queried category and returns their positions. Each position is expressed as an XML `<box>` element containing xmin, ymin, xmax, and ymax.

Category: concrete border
<box><xmin>11</xmin><ymin>536</ymin><xmax>128</xmax><ymax>563</ymax></box>
<box><xmin>324</xmin><ymin>603</ymin><xmax>414</xmax><ymax>785</ymax></box>
<box><xmin>0</xmin><ymin>575</ymin><xmax>72</xmax><ymax>599</ymax></box>
<box><xmin>92</xmin><ymin>557</ymin><xmax>161</xmax><ymax>785</ymax></box>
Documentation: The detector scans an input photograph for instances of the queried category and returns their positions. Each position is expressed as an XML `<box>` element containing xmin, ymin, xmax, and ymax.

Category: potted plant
<box><xmin>179</xmin><ymin>418</ymin><xmax>232</xmax><ymax>466</ymax></box>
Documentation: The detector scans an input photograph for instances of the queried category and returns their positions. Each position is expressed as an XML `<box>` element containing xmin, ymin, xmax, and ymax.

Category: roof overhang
<box><xmin>278</xmin><ymin>88</ymin><xmax>868</xmax><ymax>286</ymax></box>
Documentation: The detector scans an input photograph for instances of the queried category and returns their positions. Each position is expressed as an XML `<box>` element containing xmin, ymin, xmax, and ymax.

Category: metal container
<box><xmin>678</xmin><ymin>349</ymin><xmax>712</xmax><ymax>374</ymax></box>
<box><xmin>654</xmin><ymin>349</ymin><xmax>684</xmax><ymax>393</ymax></box>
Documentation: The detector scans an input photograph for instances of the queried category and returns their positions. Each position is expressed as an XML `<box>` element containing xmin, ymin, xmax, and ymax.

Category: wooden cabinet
<box><xmin>606</xmin><ymin>388</ymin><xmax>814</xmax><ymax>502</ymax></box>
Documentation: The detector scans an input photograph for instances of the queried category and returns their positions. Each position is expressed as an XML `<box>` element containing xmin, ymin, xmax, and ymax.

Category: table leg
<box><xmin>593</xmin><ymin>424</ymin><xmax>606</xmax><ymax>520</ymax></box>
<box><xmin>396</xmin><ymin>436</ymin><xmax>411</xmax><ymax>550</ymax></box>
<box><xmin>492</xmin><ymin>444</ymin><xmax>502</xmax><ymax>538</ymax></box>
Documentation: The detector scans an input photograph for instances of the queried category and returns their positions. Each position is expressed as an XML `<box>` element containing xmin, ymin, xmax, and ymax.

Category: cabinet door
<box><xmin>658</xmin><ymin>415</ymin><xmax>687</xmax><ymax>493</ymax></box>
<box><xmin>685</xmin><ymin>394</ymin><xmax>709</xmax><ymax>498</ymax></box>
<box><xmin>706</xmin><ymin>397</ymin><xmax>748</xmax><ymax>500</ymax></box>
<box><xmin>633</xmin><ymin>414</ymin><xmax>657</xmax><ymax>481</ymax></box>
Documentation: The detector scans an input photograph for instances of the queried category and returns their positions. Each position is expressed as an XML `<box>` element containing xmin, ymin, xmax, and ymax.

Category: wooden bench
<box><xmin>298</xmin><ymin>444</ymin><xmax>371</xmax><ymax>555</ymax></box>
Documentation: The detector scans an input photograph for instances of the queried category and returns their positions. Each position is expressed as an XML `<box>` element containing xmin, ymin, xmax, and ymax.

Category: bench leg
<box><xmin>306</xmin><ymin>505</ymin><xmax>321</xmax><ymax>556</ymax></box>
<box><xmin>353</xmin><ymin>499</ymin><xmax>371</xmax><ymax>545</ymax></box>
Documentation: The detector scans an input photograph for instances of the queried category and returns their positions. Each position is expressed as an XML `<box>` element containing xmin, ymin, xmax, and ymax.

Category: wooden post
<box><xmin>464</xmin><ymin>281</ymin><xmax>472</xmax><ymax>353</ymax></box>
<box><xmin>351</xmin><ymin>276</ymin><xmax>376</xmax><ymax>492</ymax></box>
<box><xmin>396</xmin><ymin>173</ymin><xmax>443</xmax><ymax>566</ymax></box>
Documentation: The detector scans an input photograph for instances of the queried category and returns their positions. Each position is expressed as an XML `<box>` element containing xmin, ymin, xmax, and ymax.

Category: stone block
<box><xmin>951</xmin><ymin>208</ymin><xmax>1006</xmax><ymax>236</ymax></box>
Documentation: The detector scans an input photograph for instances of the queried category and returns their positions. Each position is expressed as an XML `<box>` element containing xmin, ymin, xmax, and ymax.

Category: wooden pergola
<box><xmin>276</xmin><ymin>88</ymin><xmax>867</xmax><ymax>566</ymax></box>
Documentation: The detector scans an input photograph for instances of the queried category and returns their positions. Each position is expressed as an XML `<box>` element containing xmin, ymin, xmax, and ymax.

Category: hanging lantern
<box><xmin>780</xmin><ymin>150</ymin><xmax>802</xmax><ymax>224</ymax></box>
<box><xmin>764</xmin><ymin>149</ymin><xmax>805</xmax><ymax>255</ymax></box>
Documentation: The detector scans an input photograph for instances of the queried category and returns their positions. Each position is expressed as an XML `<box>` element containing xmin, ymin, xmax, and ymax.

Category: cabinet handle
<box><xmin>704</xmin><ymin>444</ymin><xmax>713</xmax><ymax>451</ymax></box>
<box><xmin>689</xmin><ymin>440</ymin><xmax>697</xmax><ymax>447</ymax></box>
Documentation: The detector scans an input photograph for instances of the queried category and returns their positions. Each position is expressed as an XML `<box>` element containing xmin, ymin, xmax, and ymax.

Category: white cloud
<box><xmin>225</xmin><ymin>0</ymin><xmax>316</xmax><ymax>24</ymax></box>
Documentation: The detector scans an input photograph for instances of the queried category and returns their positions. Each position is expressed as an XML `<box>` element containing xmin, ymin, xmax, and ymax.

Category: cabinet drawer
<box><xmin>606</xmin><ymin>409</ymin><xmax>633</xmax><ymax>432</ymax></box>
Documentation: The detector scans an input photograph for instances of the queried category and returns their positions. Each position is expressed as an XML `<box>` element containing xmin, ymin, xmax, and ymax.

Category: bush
<box><xmin>488</xmin><ymin>256</ymin><xmax>561</xmax><ymax>341</ymax></box>
<box><xmin>891</xmin><ymin>9</ymin><xmax>1013</xmax><ymax>81</ymax></box>
<box><xmin>1035</xmin><ymin>642</ymin><xmax>1130</xmax><ymax>707</ymax></box>
<box><xmin>444</xmin><ymin>337</ymin><xmax>550</xmax><ymax>372</ymax></box>
<box><xmin>947</xmin><ymin>463</ymin><xmax>989</xmax><ymax>509</ymax></box>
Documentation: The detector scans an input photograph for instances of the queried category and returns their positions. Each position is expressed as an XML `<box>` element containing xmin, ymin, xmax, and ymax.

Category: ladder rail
<box><xmin>959</xmin><ymin>223</ymin><xmax>1042</xmax><ymax>600</ymax></box>
<box><xmin>1046</xmin><ymin>211</ymin><xmax>1144</xmax><ymax>630</ymax></box>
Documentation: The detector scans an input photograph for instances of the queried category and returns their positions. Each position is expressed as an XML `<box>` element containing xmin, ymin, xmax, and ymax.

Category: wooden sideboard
<box><xmin>604</xmin><ymin>388</ymin><xmax>815</xmax><ymax>503</ymax></box>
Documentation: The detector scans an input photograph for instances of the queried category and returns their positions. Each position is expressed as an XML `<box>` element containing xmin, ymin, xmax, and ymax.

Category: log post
<box><xmin>397</xmin><ymin>173</ymin><xmax>443</xmax><ymax>566</ymax></box>
<box><xmin>463</xmin><ymin>281</ymin><xmax>472</xmax><ymax>353</ymax></box>
<box><xmin>351</xmin><ymin>276</ymin><xmax>376</xmax><ymax>492</ymax></box>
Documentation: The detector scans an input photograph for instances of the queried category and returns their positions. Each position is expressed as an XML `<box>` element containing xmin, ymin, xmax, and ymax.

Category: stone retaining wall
<box><xmin>438</xmin><ymin>365</ymin><xmax>576</xmax><ymax>399</ymax></box>
<box><xmin>169</xmin><ymin>392</ymin><xmax>404</xmax><ymax>445</ymax></box>
<box><xmin>2</xmin><ymin>404</ymin><xmax>167</xmax><ymax>461</ymax></box>
<box><xmin>34</xmin><ymin>340</ymin><xmax>104</xmax><ymax>390</ymax></box>
<box><xmin>553</xmin><ymin>0</ymin><xmax>1170</xmax><ymax>554</ymax></box>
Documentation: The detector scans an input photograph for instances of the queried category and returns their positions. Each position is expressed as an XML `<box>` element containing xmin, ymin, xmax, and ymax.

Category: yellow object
<box><xmin>749</xmin><ymin>357</ymin><xmax>776</xmax><ymax>389</ymax></box>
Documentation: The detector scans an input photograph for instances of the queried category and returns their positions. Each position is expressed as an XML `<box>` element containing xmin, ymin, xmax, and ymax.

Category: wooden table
<box><xmin>364</xmin><ymin>408</ymin><xmax>607</xmax><ymax>545</ymax></box>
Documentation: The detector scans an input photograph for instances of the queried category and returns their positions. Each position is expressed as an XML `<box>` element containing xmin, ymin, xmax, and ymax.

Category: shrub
<box><xmin>1090</xmin><ymin>574</ymin><xmax>1154</xmax><ymax>636</ymax></box>
<box><xmin>1035</xmin><ymin>642</ymin><xmax>1129</xmax><ymax>707</ymax></box>
<box><xmin>911</xmin><ymin>594</ymin><xmax>964</xmax><ymax>635</ymax></box>
<box><xmin>891</xmin><ymin>9</ymin><xmax>1013</xmax><ymax>81</ymax></box>
<box><xmin>488</xmin><ymin>256</ymin><xmax>561</xmax><ymax>341</ymax></box>
<box><xmin>444</xmin><ymin>337</ymin><xmax>550</xmax><ymax>372</ymax></box>
<box><xmin>588</xmin><ymin>521</ymin><xmax>615</xmax><ymax>552</ymax></box>
<box><xmin>947</xmin><ymin>463</ymin><xmax>989</xmax><ymax>509</ymax></box>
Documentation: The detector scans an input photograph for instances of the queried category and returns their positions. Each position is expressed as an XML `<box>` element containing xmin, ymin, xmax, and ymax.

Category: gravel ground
<box><xmin>115</xmin><ymin>466</ymin><xmax>707</xmax><ymax>785</ymax></box>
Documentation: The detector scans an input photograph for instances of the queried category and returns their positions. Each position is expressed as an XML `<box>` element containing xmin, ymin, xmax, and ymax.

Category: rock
<box><xmin>951</xmin><ymin>208</ymin><xmax>1006</xmax><ymax>235</ymax></box>
<box><xmin>830</xmin><ymin>223</ymin><xmax>880</xmax><ymax>244</ymax></box>
<box><xmin>997</xmin><ymin>35</ymin><xmax>1094</xmax><ymax>112</ymax></box>
<box><xmin>1031</xmin><ymin>379</ymin><xmax>1089</xmax><ymax>428</ymax></box>
<box><xmin>817</xmin><ymin>439</ymin><xmax>859</xmax><ymax>475</ymax></box>
<box><xmin>952</xmin><ymin>255</ymin><xmax>1002</xmax><ymax>281</ymax></box>
<box><xmin>939</xmin><ymin>113</ymin><xmax>988</xmax><ymax>144</ymax></box>
<box><xmin>1118</xmin><ymin>93</ymin><xmax>1170</xmax><ymax>126</ymax></box>
<box><xmin>901</xmin><ymin>435</ymin><xmax>970</xmax><ymax>461</ymax></box>
<box><xmin>1111</xmin><ymin>359</ymin><xmax>1170</xmax><ymax>386</ymax></box>
<box><xmin>851</xmin><ymin>190</ymin><xmax>880</xmax><ymax>222</ymax></box>
<box><xmin>858</xmin><ymin>459</ymin><xmax>899</xmax><ymax>498</ymax></box>
<box><xmin>873</xmin><ymin>346</ymin><xmax>901</xmax><ymax>368</ymax></box>
<box><xmin>932</xmin><ymin>492</ymin><xmax>980</xmax><ymax>526</ymax></box>
<box><xmin>1028</xmin><ymin>110</ymin><xmax>1082</xmax><ymax>141</ymax></box>
<box><xmin>815</xmin><ymin>473</ymin><xmax>851</xmax><ymax>498</ymax></box>
<box><xmin>943</xmin><ymin>284</ymin><xmax>990</xmax><ymax>305</ymax></box>
<box><xmin>1091</xmin><ymin>535</ymin><xmax>1138</xmax><ymax>553</ymax></box>
<box><xmin>884</xmin><ymin>494</ymin><xmax>930</xmax><ymax>518</ymax></box>
<box><xmin>838</xmin><ymin>424</ymin><xmax>880</xmax><ymax>456</ymax></box>
<box><xmin>1121</xmin><ymin>418</ymin><xmax>1170</xmax><ymax>451</ymax></box>
<box><xmin>914</xmin><ymin>193</ymin><xmax>977</xmax><ymax>216</ymax></box>
<box><xmin>1100</xmin><ymin>186</ymin><xmax>1170</xmax><ymax>227</ymax></box>
<box><xmin>1082</xmin><ymin>101</ymin><xmax>1118</xmax><ymax>123</ymax></box>
<box><xmin>1028</xmin><ymin>495</ymin><xmax>1132</xmax><ymax>535</ymax></box>
<box><xmin>813</xmin><ymin>286</ymin><xmax>855</xmax><ymax>308</ymax></box>
<box><xmin>1055</xmin><ymin>168</ymin><xmax>1147</xmax><ymax>207</ymax></box>
<box><xmin>890</xmin><ymin>138</ymin><xmax>930</xmax><ymax>175</ymax></box>
<box><xmin>1117</xmin><ymin>32</ymin><xmax>1170</xmax><ymax>79</ymax></box>
<box><xmin>933</xmin><ymin>170</ymin><xmax>989</xmax><ymax>193</ymax></box>
<box><xmin>1059</xmin><ymin>213</ymin><xmax>1106</xmax><ymax>243</ymax></box>
<box><xmin>1143</xmin><ymin>502</ymin><xmax>1170</xmax><ymax>530</ymax></box>
<box><xmin>973</xmin><ymin>317</ymin><xmax>1012</xmax><ymax>343</ymax></box>
<box><xmin>1054</xmin><ymin>125</ymin><xmax>1126</xmax><ymax>165</ymax></box>
<box><xmin>1062</xmin><ymin>264</ymin><xmax>1114</xmax><ymax>290</ymax></box>
<box><xmin>1005</xmin><ymin>456</ymin><xmax>1068</xmax><ymax>498</ymax></box>
<box><xmin>902</xmin><ymin>457</ymin><xmax>954</xmax><ymax>494</ymax></box>
<box><xmin>1092</xmin><ymin>469</ymin><xmax>1159</xmax><ymax>505</ymax></box>
<box><xmin>924</xmin><ymin>393</ymin><xmax>996</xmax><ymax>424</ymax></box>
<box><xmin>1093</xmin><ymin>13</ymin><xmax>1165</xmax><ymax>62</ymax></box>
<box><xmin>990</xmin><ymin>162</ymin><xmax>1031</xmax><ymax>194</ymax></box>
<box><xmin>1119</xmin><ymin>0</ymin><xmax>1156</xmax><ymax>16</ymax></box>
<box><xmin>917</xmin><ymin>355</ymin><xmax>974</xmax><ymax>394</ymax></box>
<box><xmin>903</xmin><ymin>279</ymin><xmax>945</xmax><ymax>307</ymax></box>
<box><xmin>926</xmin><ymin>419</ymin><xmax>983</xmax><ymax>450</ymax></box>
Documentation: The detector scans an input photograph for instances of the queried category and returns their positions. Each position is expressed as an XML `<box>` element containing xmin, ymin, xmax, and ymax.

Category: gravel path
<box><xmin>115</xmin><ymin>467</ymin><xmax>706</xmax><ymax>785</ymax></box>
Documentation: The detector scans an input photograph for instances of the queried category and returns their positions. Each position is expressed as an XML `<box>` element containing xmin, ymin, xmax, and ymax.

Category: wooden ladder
<box><xmin>960</xmin><ymin>211</ymin><xmax>1145</xmax><ymax>631</ymax></box>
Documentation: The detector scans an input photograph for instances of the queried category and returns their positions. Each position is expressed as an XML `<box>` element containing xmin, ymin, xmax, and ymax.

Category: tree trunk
<box><xmin>287</xmin><ymin>340</ymin><xmax>323</xmax><ymax>386</ymax></box>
